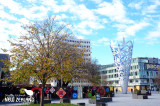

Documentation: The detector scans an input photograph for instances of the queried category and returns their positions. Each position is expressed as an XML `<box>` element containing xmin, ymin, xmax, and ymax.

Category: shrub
<box><xmin>91</xmin><ymin>96</ymin><xmax>96</xmax><ymax>100</ymax></box>
<box><xmin>134</xmin><ymin>89</ymin><xmax>138</xmax><ymax>94</ymax></box>
<box><xmin>142</xmin><ymin>88</ymin><xmax>146</xmax><ymax>90</ymax></box>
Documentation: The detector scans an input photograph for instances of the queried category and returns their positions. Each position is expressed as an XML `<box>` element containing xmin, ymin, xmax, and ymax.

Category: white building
<box><xmin>63</xmin><ymin>37</ymin><xmax>91</xmax><ymax>63</ymax></box>
<box><xmin>63</xmin><ymin>37</ymin><xmax>91</xmax><ymax>86</ymax></box>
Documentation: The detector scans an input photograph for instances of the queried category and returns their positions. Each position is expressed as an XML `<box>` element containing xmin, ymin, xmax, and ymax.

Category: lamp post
<box><xmin>101</xmin><ymin>71</ymin><xmax>102</xmax><ymax>86</ymax></box>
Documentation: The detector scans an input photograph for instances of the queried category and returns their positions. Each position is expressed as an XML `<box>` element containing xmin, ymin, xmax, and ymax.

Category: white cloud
<box><xmin>76</xmin><ymin>20</ymin><xmax>104</xmax><ymax>35</ymax></box>
<box><xmin>128</xmin><ymin>1</ymin><xmax>142</xmax><ymax>10</ymax></box>
<box><xmin>75</xmin><ymin>35</ymin><xmax>85</xmax><ymax>39</ymax></box>
<box><xmin>117</xmin><ymin>21</ymin><xmax>150</xmax><ymax>39</ymax></box>
<box><xmin>0</xmin><ymin>10</ymin><xmax>17</xmax><ymax>20</ymax></box>
<box><xmin>146</xmin><ymin>23</ymin><xmax>160</xmax><ymax>41</ymax></box>
<box><xmin>98</xmin><ymin>37</ymin><xmax>109</xmax><ymax>42</ymax></box>
<box><xmin>93</xmin><ymin>37</ymin><xmax>110</xmax><ymax>46</ymax></box>
<box><xmin>27</xmin><ymin>0</ymin><xmax>37</xmax><ymax>3</ymax></box>
<box><xmin>18</xmin><ymin>18</ymin><xmax>30</xmax><ymax>25</ymax></box>
<box><xmin>77</xmin><ymin>20</ymin><xmax>104</xmax><ymax>30</ymax></box>
<box><xmin>0</xmin><ymin>0</ymin><xmax>50</xmax><ymax>20</ymax></box>
<box><xmin>91</xmin><ymin>0</ymin><xmax>102</xmax><ymax>4</ymax></box>
<box><xmin>102</xmin><ymin>18</ymin><xmax>108</xmax><ymax>24</ymax></box>
<box><xmin>95</xmin><ymin>0</ymin><xmax>134</xmax><ymax>24</ymax></box>
<box><xmin>142</xmin><ymin>0</ymin><xmax>160</xmax><ymax>14</ymax></box>
<box><xmin>70</xmin><ymin>4</ymin><xmax>98</xmax><ymax>21</ymax></box>
<box><xmin>56</xmin><ymin>14</ymin><xmax>68</xmax><ymax>20</ymax></box>
<box><xmin>0</xmin><ymin>20</ymin><xmax>22</xmax><ymax>53</ymax></box>
<box><xmin>76</xmin><ymin>28</ymin><xmax>93</xmax><ymax>35</ymax></box>
<box><xmin>113</xmin><ymin>24</ymin><xmax>128</xmax><ymax>31</ymax></box>
<box><xmin>37</xmin><ymin>0</ymin><xmax>104</xmax><ymax>35</ymax></box>
<box><xmin>62</xmin><ymin>0</ymin><xmax>76</xmax><ymax>5</ymax></box>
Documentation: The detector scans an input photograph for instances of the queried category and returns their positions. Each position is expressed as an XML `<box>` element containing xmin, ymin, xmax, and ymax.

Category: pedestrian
<box><xmin>131</xmin><ymin>89</ymin><xmax>133</xmax><ymax>94</ymax></box>
<box><xmin>33</xmin><ymin>92</ymin><xmax>36</xmax><ymax>104</ymax></box>
<box><xmin>37</xmin><ymin>91</ymin><xmax>40</xmax><ymax>104</ymax></box>
<box><xmin>116</xmin><ymin>89</ymin><xmax>118</xmax><ymax>93</ymax></box>
<box><xmin>157</xmin><ymin>88</ymin><xmax>159</xmax><ymax>93</ymax></box>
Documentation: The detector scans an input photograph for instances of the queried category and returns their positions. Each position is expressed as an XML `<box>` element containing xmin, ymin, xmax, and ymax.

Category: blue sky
<box><xmin>0</xmin><ymin>0</ymin><xmax>160</xmax><ymax>65</ymax></box>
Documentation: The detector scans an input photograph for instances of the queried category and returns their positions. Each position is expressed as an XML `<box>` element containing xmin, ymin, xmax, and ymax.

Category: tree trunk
<box><xmin>40</xmin><ymin>81</ymin><xmax>45</xmax><ymax>106</ymax></box>
<box><xmin>57</xmin><ymin>80</ymin><xmax>69</xmax><ymax>87</ymax></box>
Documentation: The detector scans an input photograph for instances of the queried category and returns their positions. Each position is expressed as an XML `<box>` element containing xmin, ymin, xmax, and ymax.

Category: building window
<box><xmin>135</xmin><ymin>72</ymin><xmax>137</xmax><ymax>75</ymax></box>
<box><xmin>130</xmin><ymin>72</ymin><xmax>133</xmax><ymax>76</ymax></box>
<box><xmin>156</xmin><ymin>72</ymin><xmax>158</xmax><ymax>76</ymax></box>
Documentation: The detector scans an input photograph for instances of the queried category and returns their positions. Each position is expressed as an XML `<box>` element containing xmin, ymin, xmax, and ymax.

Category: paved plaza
<box><xmin>1</xmin><ymin>91</ymin><xmax>160</xmax><ymax>106</ymax></box>
<box><xmin>52</xmin><ymin>91</ymin><xmax>160</xmax><ymax>106</ymax></box>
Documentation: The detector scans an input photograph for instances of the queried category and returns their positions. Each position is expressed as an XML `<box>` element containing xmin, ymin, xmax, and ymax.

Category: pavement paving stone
<box><xmin>1</xmin><ymin>91</ymin><xmax>160</xmax><ymax>106</ymax></box>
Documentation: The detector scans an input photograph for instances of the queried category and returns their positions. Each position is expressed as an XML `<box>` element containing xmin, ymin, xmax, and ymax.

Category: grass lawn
<box><xmin>14</xmin><ymin>103</ymin><xmax>79</xmax><ymax>106</ymax></box>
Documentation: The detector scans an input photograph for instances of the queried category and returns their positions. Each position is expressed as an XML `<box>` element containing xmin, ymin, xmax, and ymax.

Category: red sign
<box><xmin>97</xmin><ymin>87</ymin><xmax>106</xmax><ymax>97</ymax></box>
<box><xmin>92</xmin><ymin>86</ymin><xmax>97</xmax><ymax>91</ymax></box>
<box><xmin>56</xmin><ymin>88</ymin><xmax>66</xmax><ymax>98</ymax></box>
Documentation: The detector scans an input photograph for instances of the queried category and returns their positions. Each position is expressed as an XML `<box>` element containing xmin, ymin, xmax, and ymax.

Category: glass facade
<box><xmin>99</xmin><ymin>57</ymin><xmax>159</xmax><ymax>91</ymax></box>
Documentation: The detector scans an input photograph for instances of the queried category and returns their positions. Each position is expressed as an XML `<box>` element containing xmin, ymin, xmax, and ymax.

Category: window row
<box><xmin>85</xmin><ymin>54</ymin><xmax>91</xmax><ymax>56</ymax></box>
<box><xmin>64</xmin><ymin>39</ymin><xmax>90</xmax><ymax>44</ymax></box>
<box><xmin>77</xmin><ymin>45</ymin><xmax>90</xmax><ymax>48</ymax></box>
<box><xmin>81</xmin><ymin>50</ymin><xmax>90</xmax><ymax>52</ymax></box>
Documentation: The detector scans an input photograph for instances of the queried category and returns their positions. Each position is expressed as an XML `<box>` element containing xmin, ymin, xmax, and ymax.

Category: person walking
<box><xmin>131</xmin><ymin>89</ymin><xmax>133</xmax><ymax>94</ymax></box>
<box><xmin>116</xmin><ymin>89</ymin><xmax>118</xmax><ymax>93</ymax></box>
<box><xmin>37</xmin><ymin>91</ymin><xmax>40</xmax><ymax>104</ymax></box>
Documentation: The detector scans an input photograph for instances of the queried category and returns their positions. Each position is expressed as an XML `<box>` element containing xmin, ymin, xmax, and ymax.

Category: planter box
<box><xmin>44</xmin><ymin>100</ymin><xmax>51</xmax><ymax>104</ymax></box>
<box><xmin>89</xmin><ymin>97</ymin><xmax>112</xmax><ymax>104</ymax></box>
<box><xmin>132</xmin><ymin>94</ymin><xmax>138</xmax><ymax>99</ymax></box>
<box><xmin>146</xmin><ymin>90</ymin><xmax>151</xmax><ymax>96</ymax></box>
<box><xmin>96</xmin><ymin>102</ymin><xmax>108</xmax><ymax>106</ymax></box>
<box><xmin>77</xmin><ymin>103</ymin><xmax>85</xmax><ymax>106</ymax></box>
<box><xmin>132</xmin><ymin>94</ymin><xmax>148</xmax><ymax>99</ymax></box>
<box><xmin>60</xmin><ymin>98</ymin><xmax>70</xmax><ymax>103</ymax></box>
<box><xmin>89</xmin><ymin>99</ymin><xmax>96</xmax><ymax>104</ymax></box>
<box><xmin>98</xmin><ymin>97</ymin><xmax>112</xmax><ymax>102</ymax></box>
<box><xmin>138</xmin><ymin>95</ymin><xmax>148</xmax><ymax>99</ymax></box>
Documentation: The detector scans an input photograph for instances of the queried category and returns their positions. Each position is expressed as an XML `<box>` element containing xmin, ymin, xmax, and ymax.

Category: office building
<box><xmin>63</xmin><ymin>37</ymin><xmax>91</xmax><ymax>86</ymax></box>
<box><xmin>63</xmin><ymin>37</ymin><xmax>91</xmax><ymax>63</ymax></box>
<box><xmin>99</xmin><ymin>57</ymin><xmax>160</xmax><ymax>91</ymax></box>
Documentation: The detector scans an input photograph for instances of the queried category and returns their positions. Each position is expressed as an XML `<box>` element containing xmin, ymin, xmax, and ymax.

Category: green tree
<box><xmin>1</xmin><ymin>17</ymin><xmax>85</xmax><ymax>106</ymax></box>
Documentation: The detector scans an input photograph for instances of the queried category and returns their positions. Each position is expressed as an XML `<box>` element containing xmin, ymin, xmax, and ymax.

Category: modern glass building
<box><xmin>99</xmin><ymin>57</ymin><xmax>160</xmax><ymax>91</ymax></box>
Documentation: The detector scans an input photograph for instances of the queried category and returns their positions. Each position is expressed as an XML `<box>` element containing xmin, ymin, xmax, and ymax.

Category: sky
<box><xmin>0</xmin><ymin>0</ymin><xmax>160</xmax><ymax>65</ymax></box>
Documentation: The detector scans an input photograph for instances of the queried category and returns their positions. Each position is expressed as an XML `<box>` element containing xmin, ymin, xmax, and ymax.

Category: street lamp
<box><xmin>101</xmin><ymin>71</ymin><xmax>102</xmax><ymax>86</ymax></box>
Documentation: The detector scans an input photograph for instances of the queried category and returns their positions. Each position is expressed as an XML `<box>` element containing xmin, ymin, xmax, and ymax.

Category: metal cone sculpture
<box><xmin>110</xmin><ymin>38</ymin><xmax>133</xmax><ymax>94</ymax></box>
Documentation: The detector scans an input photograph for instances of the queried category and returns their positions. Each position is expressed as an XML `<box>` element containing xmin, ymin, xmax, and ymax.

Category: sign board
<box><xmin>56</xmin><ymin>88</ymin><xmax>66</xmax><ymax>98</ymax></box>
<box><xmin>144</xmin><ymin>63</ymin><xmax>160</xmax><ymax>71</ymax></box>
